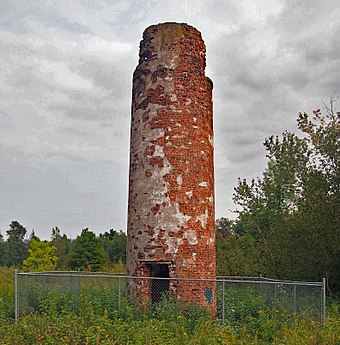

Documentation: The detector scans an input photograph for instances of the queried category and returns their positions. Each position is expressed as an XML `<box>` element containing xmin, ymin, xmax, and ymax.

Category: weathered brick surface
<box><xmin>126</xmin><ymin>23</ymin><xmax>216</xmax><ymax>310</ymax></box>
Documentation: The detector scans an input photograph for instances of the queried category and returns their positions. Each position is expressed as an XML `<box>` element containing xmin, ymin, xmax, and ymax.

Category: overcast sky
<box><xmin>0</xmin><ymin>0</ymin><xmax>339</xmax><ymax>239</ymax></box>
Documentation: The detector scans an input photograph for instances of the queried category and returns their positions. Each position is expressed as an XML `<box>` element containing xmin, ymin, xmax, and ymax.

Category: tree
<box><xmin>215</xmin><ymin>218</ymin><xmax>235</xmax><ymax>238</ymax></box>
<box><xmin>50</xmin><ymin>227</ymin><xmax>72</xmax><ymax>269</ymax></box>
<box><xmin>230</xmin><ymin>103</ymin><xmax>340</xmax><ymax>292</ymax></box>
<box><xmin>3</xmin><ymin>221</ymin><xmax>28</xmax><ymax>267</ymax></box>
<box><xmin>69</xmin><ymin>228</ymin><xmax>106</xmax><ymax>271</ymax></box>
<box><xmin>99</xmin><ymin>229</ymin><xmax>127</xmax><ymax>264</ymax></box>
<box><xmin>28</xmin><ymin>230</ymin><xmax>40</xmax><ymax>242</ymax></box>
<box><xmin>22</xmin><ymin>240</ymin><xmax>58</xmax><ymax>272</ymax></box>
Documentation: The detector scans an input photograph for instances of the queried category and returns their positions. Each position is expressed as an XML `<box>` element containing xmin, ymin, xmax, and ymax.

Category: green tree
<box><xmin>215</xmin><ymin>218</ymin><xmax>234</xmax><ymax>238</ymax></box>
<box><xmin>69</xmin><ymin>228</ymin><xmax>106</xmax><ymax>271</ymax></box>
<box><xmin>22</xmin><ymin>239</ymin><xmax>58</xmax><ymax>271</ymax></box>
<box><xmin>230</xmin><ymin>104</ymin><xmax>339</xmax><ymax>292</ymax></box>
<box><xmin>50</xmin><ymin>227</ymin><xmax>72</xmax><ymax>270</ymax></box>
<box><xmin>99</xmin><ymin>229</ymin><xmax>127</xmax><ymax>265</ymax></box>
<box><xmin>3</xmin><ymin>221</ymin><xmax>28</xmax><ymax>267</ymax></box>
<box><xmin>28</xmin><ymin>230</ymin><xmax>40</xmax><ymax>242</ymax></box>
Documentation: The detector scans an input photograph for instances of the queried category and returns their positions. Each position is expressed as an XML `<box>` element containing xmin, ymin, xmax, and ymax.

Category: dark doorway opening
<box><xmin>149</xmin><ymin>263</ymin><xmax>169</xmax><ymax>303</ymax></box>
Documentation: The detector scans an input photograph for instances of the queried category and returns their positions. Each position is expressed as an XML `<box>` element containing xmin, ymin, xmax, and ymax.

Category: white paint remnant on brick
<box><xmin>177</xmin><ymin>174</ymin><xmax>183</xmax><ymax>185</ymax></box>
<box><xmin>174</xmin><ymin>204</ymin><xmax>191</xmax><ymax>225</ymax></box>
<box><xmin>196</xmin><ymin>208</ymin><xmax>208</xmax><ymax>228</ymax></box>
<box><xmin>206</xmin><ymin>237</ymin><xmax>214</xmax><ymax>246</ymax></box>
<box><xmin>186</xmin><ymin>190</ymin><xmax>193</xmax><ymax>198</ymax></box>
<box><xmin>153</xmin><ymin>144</ymin><xmax>164</xmax><ymax>157</ymax></box>
<box><xmin>184</xmin><ymin>230</ymin><xmax>198</xmax><ymax>245</ymax></box>
<box><xmin>164</xmin><ymin>235</ymin><xmax>183</xmax><ymax>254</ymax></box>
<box><xmin>208</xmin><ymin>134</ymin><xmax>214</xmax><ymax>147</ymax></box>
<box><xmin>198</xmin><ymin>181</ymin><xmax>208</xmax><ymax>187</ymax></box>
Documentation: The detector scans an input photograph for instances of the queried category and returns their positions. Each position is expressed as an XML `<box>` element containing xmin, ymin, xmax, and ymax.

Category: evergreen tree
<box><xmin>3</xmin><ymin>221</ymin><xmax>28</xmax><ymax>267</ymax></box>
<box><xmin>69</xmin><ymin>228</ymin><xmax>105</xmax><ymax>271</ymax></box>
<box><xmin>51</xmin><ymin>227</ymin><xmax>72</xmax><ymax>270</ymax></box>
<box><xmin>99</xmin><ymin>229</ymin><xmax>127</xmax><ymax>264</ymax></box>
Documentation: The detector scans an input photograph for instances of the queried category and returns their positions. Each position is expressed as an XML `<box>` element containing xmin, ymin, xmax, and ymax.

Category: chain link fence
<box><xmin>15</xmin><ymin>271</ymin><xmax>325</xmax><ymax>324</ymax></box>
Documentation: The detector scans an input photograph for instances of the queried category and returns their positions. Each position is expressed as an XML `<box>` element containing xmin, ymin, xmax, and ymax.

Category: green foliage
<box><xmin>1</xmin><ymin>292</ymin><xmax>339</xmax><ymax>344</ymax></box>
<box><xmin>3</xmin><ymin>221</ymin><xmax>28</xmax><ymax>267</ymax></box>
<box><xmin>215</xmin><ymin>218</ymin><xmax>235</xmax><ymax>238</ymax></box>
<box><xmin>0</xmin><ymin>222</ymin><xmax>127</xmax><ymax>272</ymax></box>
<box><xmin>99</xmin><ymin>229</ymin><xmax>127</xmax><ymax>264</ymax></box>
<box><xmin>0</xmin><ymin>267</ymin><xmax>14</xmax><ymax>321</ymax></box>
<box><xmin>220</xmin><ymin>105</ymin><xmax>340</xmax><ymax>291</ymax></box>
<box><xmin>51</xmin><ymin>227</ymin><xmax>72</xmax><ymax>270</ymax></box>
<box><xmin>22</xmin><ymin>240</ymin><xmax>58</xmax><ymax>272</ymax></box>
<box><xmin>69</xmin><ymin>228</ymin><xmax>106</xmax><ymax>271</ymax></box>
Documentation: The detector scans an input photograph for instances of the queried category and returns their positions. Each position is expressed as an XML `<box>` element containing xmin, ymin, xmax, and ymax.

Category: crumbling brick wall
<box><xmin>126</xmin><ymin>22</ymin><xmax>216</xmax><ymax>311</ymax></box>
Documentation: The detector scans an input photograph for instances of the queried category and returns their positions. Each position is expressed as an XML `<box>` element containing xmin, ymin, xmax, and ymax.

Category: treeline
<box><xmin>216</xmin><ymin>105</ymin><xmax>339</xmax><ymax>293</ymax></box>
<box><xmin>0</xmin><ymin>221</ymin><xmax>126</xmax><ymax>272</ymax></box>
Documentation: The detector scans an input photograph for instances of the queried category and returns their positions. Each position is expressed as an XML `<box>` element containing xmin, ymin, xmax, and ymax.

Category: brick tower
<box><xmin>126</xmin><ymin>22</ymin><xmax>216</xmax><ymax>310</ymax></box>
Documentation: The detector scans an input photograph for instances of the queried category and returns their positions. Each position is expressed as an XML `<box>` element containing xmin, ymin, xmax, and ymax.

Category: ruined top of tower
<box><xmin>126</xmin><ymin>22</ymin><xmax>216</xmax><ymax>289</ymax></box>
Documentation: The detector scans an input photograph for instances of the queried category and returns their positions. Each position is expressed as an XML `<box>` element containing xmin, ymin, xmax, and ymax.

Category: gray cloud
<box><xmin>0</xmin><ymin>0</ymin><xmax>339</xmax><ymax>238</ymax></box>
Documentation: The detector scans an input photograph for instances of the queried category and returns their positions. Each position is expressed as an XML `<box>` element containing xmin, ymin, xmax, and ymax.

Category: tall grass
<box><xmin>0</xmin><ymin>301</ymin><xmax>339</xmax><ymax>344</ymax></box>
<box><xmin>0</xmin><ymin>267</ymin><xmax>339</xmax><ymax>344</ymax></box>
<box><xmin>0</xmin><ymin>267</ymin><xmax>14</xmax><ymax>320</ymax></box>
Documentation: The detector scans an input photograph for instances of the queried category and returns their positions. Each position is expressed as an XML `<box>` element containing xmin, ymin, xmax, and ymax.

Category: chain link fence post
<box><xmin>14</xmin><ymin>269</ymin><xmax>18</xmax><ymax>324</ymax></box>
<box><xmin>118</xmin><ymin>276</ymin><xmax>121</xmax><ymax>310</ymax></box>
<box><xmin>322</xmin><ymin>278</ymin><xmax>326</xmax><ymax>325</ymax></box>
<box><xmin>293</xmin><ymin>283</ymin><xmax>297</xmax><ymax>314</ymax></box>
<box><xmin>222</xmin><ymin>280</ymin><xmax>225</xmax><ymax>326</ymax></box>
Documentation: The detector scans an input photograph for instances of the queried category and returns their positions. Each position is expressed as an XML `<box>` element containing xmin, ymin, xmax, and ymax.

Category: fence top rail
<box><xmin>217</xmin><ymin>275</ymin><xmax>261</xmax><ymax>280</ymax></box>
<box><xmin>217</xmin><ymin>275</ymin><xmax>324</xmax><ymax>285</ymax></box>
<box><xmin>19</xmin><ymin>270</ymin><xmax>126</xmax><ymax>275</ymax></box>
<box><xmin>17</xmin><ymin>271</ymin><xmax>323</xmax><ymax>286</ymax></box>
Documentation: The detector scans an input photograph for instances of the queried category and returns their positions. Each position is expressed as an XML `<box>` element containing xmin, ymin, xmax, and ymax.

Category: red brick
<box><xmin>126</xmin><ymin>23</ymin><xmax>216</xmax><ymax>313</ymax></box>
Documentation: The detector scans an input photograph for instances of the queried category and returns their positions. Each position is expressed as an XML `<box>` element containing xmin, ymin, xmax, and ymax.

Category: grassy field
<box><xmin>0</xmin><ymin>267</ymin><xmax>339</xmax><ymax>344</ymax></box>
